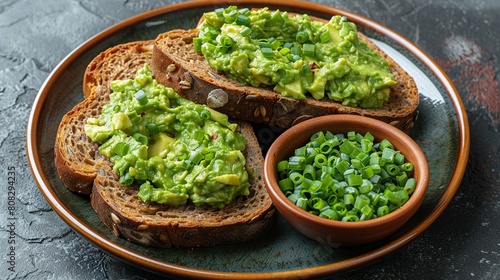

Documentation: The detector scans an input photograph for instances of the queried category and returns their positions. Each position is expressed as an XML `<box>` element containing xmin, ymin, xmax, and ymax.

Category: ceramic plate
<box><xmin>27</xmin><ymin>0</ymin><xmax>469</xmax><ymax>278</ymax></box>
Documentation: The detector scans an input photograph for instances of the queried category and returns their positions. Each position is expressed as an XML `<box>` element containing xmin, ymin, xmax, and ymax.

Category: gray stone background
<box><xmin>1</xmin><ymin>0</ymin><xmax>499</xmax><ymax>279</ymax></box>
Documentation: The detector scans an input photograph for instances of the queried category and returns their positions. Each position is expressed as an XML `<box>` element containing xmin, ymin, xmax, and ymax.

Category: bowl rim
<box><xmin>264</xmin><ymin>114</ymin><xmax>430</xmax><ymax>230</ymax></box>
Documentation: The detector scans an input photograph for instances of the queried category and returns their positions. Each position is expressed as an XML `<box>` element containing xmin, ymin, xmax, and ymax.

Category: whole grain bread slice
<box><xmin>91</xmin><ymin>120</ymin><xmax>275</xmax><ymax>248</ymax></box>
<box><xmin>54</xmin><ymin>41</ymin><xmax>275</xmax><ymax>247</ymax></box>
<box><xmin>150</xmin><ymin>16</ymin><xmax>419</xmax><ymax>132</ymax></box>
<box><xmin>55</xmin><ymin>41</ymin><xmax>154</xmax><ymax>194</ymax></box>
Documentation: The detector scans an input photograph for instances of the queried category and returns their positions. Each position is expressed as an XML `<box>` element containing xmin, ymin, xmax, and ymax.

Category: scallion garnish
<box><xmin>277</xmin><ymin>130</ymin><xmax>416</xmax><ymax>222</ymax></box>
<box><xmin>302</xmin><ymin>43</ymin><xmax>316</xmax><ymax>57</ymax></box>
<box><xmin>295</xmin><ymin>31</ymin><xmax>309</xmax><ymax>43</ymax></box>
<box><xmin>235</xmin><ymin>14</ymin><xmax>250</xmax><ymax>26</ymax></box>
<box><xmin>261</xmin><ymin>47</ymin><xmax>274</xmax><ymax>58</ymax></box>
<box><xmin>320</xmin><ymin>30</ymin><xmax>330</xmax><ymax>43</ymax></box>
<box><xmin>134</xmin><ymin>90</ymin><xmax>148</xmax><ymax>105</ymax></box>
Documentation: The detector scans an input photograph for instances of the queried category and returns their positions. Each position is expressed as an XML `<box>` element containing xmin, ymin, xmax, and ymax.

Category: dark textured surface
<box><xmin>1</xmin><ymin>0</ymin><xmax>499</xmax><ymax>279</ymax></box>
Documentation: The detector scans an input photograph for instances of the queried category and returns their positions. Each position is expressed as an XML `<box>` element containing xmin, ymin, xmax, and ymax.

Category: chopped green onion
<box><xmin>206</xmin><ymin>29</ymin><xmax>219</xmax><ymax>39</ymax></box>
<box><xmin>354</xmin><ymin>195</ymin><xmax>370</xmax><ymax>210</ymax></box>
<box><xmin>114</xmin><ymin>142</ymin><xmax>129</xmax><ymax>157</ymax></box>
<box><xmin>359</xmin><ymin>179</ymin><xmax>373</xmax><ymax>194</ymax></box>
<box><xmin>193</xmin><ymin>37</ymin><xmax>203</xmax><ymax>52</ymax></box>
<box><xmin>277</xmin><ymin>130</ymin><xmax>417</xmax><ymax>222</ymax></box>
<box><xmin>238</xmin><ymin>8</ymin><xmax>250</xmax><ymax>15</ymax></box>
<box><xmin>277</xmin><ymin>160</ymin><xmax>289</xmax><ymax>173</ymax></box>
<box><xmin>270</xmin><ymin>39</ymin><xmax>282</xmax><ymax>50</ymax></box>
<box><xmin>296</xmin><ymin>197</ymin><xmax>308</xmax><ymax>210</ymax></box>
<box><xmin>279</xmin><ymin>178</ymin><xmax>294</xmax><ymax>192</ymax></box>
<box><xmin>344</xmin><ymin>193</ymin><xmax>355</xmax><ymax>205</ymax></box>
<box><xmin>295</xmin><ymin>31</ymin><xmax>308</xmax><ymax>43</ymax></box>
<box><xmin>326</xmin><ymin>193</ymin><xmax>338</xmax><ymax>204</ymax></box>
<box><xmin>289</xmin><ymin>172</ymin><xmax>303</xmax><ymax>185</ymax></box>
<box><xmin>289</xmin><ymin>156</ymin><xmax>306</xmax><ymax>170</ymax></box>
<box><xmin>311</xmin><ymin>197</ymin><xmax>328</xmax><ymax>210</ymax></box>
<box><xmin>404</xmin><ymin>178</ymin><xmax>416</xmax><ymax>194</ymax></box>
<box><xmin>291</xmin><ymin>45</ymin><xmax>302</xmax><ymax>56</ymax></box>
<box><xmin>235</xmin><ymin>14</ymin><xmax>250</xmax><ymax>26</ymax></box>
<box><xmin>303</xmin><ymin>164</ymin><xmax>316</xmax><ymax>180</ymax></box>
<box><xmin>219</xmin><ymin>35</ymin><xmax>234</xmax><ymax>49</ymax></box>
<box><xmin>347</xmin><ymin>131</ymin><xmax>356</xmax><ymax>141</ymax></box>
<box><xmin>310</xmin><ymin>131</ymin><xmax>325</xmax><ymax>144</ymax></box>
<box><xmin>342</xmin><ymin>214</ymin><xmax>359</xmax><ymax>222</ymax></box>
<box><xmin>119</xmin><ymin>172</ymin><xmax>134</xmax><ymax>186</ymax></box>
<box><xmin>319</xmin><ymin>208</ymin><xmax>339</xmax><ymax>220</ymax></box>
<box><xmin>189</xmin><ymin>149</ymin><xmax>204</xmax><ymax>165</ymax></box>
<box><xmin>377</xmin><ymin>205</ymin><xmax>390</xmax><ymax>217</ymax></box>
<box><xmin>379</xmin><ymin>139</ymin><xmax>394</xmax><ymax>151</ymax></box>
<box><xmin>134</xmin><ymin>90</ymin><xmax>148</xmax><ymax>105</ymax></box>
<box><xmin>396</xmin><ymin>172</ymin><xmax>408</xmax><ymax>187</ymax></box>
<box><xmin>133</xmin><ymin>133</ymin><xmax>148</xmax><ymax>145</ymax></box>
<box><xmin>333</xmin><ymin>203</ymin><xmax>347</xmax><ymax>217</ymax></box>
<box><xmin>320</xmin><ymin>30</ymin><xmax>330</xmax><ymax>43</ymax></box>
<box><xmin>346</xmin><ymin>173</ymin><xmax>363</xmax><ymax>187</ymax></box>
<box><xmin>381</xmin><ymin>147</ymin><xmax>396</xmax><ymax>164</ymax></box>
<box><xmin>314</xmin><ymin>154</ymin><xmax>327</xmax><ymax>168</ymax></box>
<box><xmin>157</xmin><ymin>124</ymin><xmax>167</xmax><ymax>132</ymax></box>
<box><xmin>214</xmin><ymin>8</ymin><xmax>224</xmax><ymax>17</ymax></box>
<box><xmin>335</xmin><ymin>160</ymin><xmax>350</xmax><ymax>174</ymax></box>
<box><xmin>302</xmin><ymin>43</ymin><xmax>315</xmax><ymax>57</ymax></box>
<box><xmin>394</xmin><ymin>152</ymin><xmax>405</xmax><ymax>165</ymax></box>
<box><xmin>401</xmin><ymin>162</ymin><xmax>414</xmax><ymax>172</ymax></box>
<box><xmin>339</xmin><ymin>140</ymin><xmax>355</xmax><ymax>154</ymax></box>
<box><xmin>224</xmin><ymin>10</ymin><xmax>237</xmax><ymax>23</ymax></box>
<box><xmin>146</xmin><ymin>123</ymin><xmax>159</xmax><ymax>135</ymax></box>
<box><xmin>261</xmin><ymin>47</ymin><xmax>274</xmax><ymax>58</ymax></box>
<box><xmin>279</xmin><ymin>47</ymin><xmax>290</xmax><ymax>56</ymax></box>
<box><xmin>258</xmin><ymin>40</ymin><xmax>271</xmax><ymax>48</ymax></box>
<box><xmin>240</xmin><ymin>26</ymin><xmax>251</xmax><ymax>36</ymax></box>
<box><xmin>360</xmin><ymin>204</ymin><xmax>374</xmax><ymax>217</ymax></box>
<box><xmin>360</xmin><ymin>165</ymin><xmax>374</xmax><ymax>179</ymax></box>
<box><xmin>199</xmin><ymin>109</ymin><xmax>211</xmax><ymax>120</ymax></box>
<box><xmin>295</xmin><ymin>146</ymin><xmax>307</xmax><ymax>156</ymax></box>
<box><xmin>384</xmin><ymin>164</ymin><xmax>400</xmax><ymax>176</ymax></box>
<box><xmin>287</xmin><ymin>193</ymin><xmax>299</xmax><ymax>204</ymax></box>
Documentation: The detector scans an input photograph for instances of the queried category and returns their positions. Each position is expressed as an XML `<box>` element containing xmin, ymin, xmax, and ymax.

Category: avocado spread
<box><xmin>85</xmin><ymin>64</ymin><xmax>250</xmax><ymax>209</ymax></box>
<box><xmin>195</xmin><ymin>6</ymin><xmax>396</xmax><ymax>108</ymax></box>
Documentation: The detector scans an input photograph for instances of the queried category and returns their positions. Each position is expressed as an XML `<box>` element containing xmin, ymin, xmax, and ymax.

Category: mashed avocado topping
<box><xmin>85</xmin><ymin>64</ymin><xmax>250</xmax><ymax>209</ymax></box>
<box><xmin>195</xmin><ymin>6</ymin><xmax>396</xmax><ymax>108</ymax></box>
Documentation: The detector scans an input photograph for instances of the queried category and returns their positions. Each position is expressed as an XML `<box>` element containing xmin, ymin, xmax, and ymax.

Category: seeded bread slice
<box><xmin>54</xmin><ymin>41</ymin><xmax>275</xmax><ymax>247</ymax></box>
<box><xmin>150</xmin><ymin>17</ymin><xmax>419</xmax><ymax>132</ymax></box>
<box><xmin>55</xmin><ymin>41</ymin><xmax>154</xmax><ymax>194</ymax></box>
<box><xmin>91</xmin><ymin>120</ymin><xmax>275</xmax><ymax>248</ymax></box>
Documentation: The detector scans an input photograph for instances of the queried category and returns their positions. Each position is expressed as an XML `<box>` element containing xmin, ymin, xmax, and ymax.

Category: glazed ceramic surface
<box><xmin>26</xmin><ymin>0</ymin><xmax>469</xmax><ymax>278</ymax></box>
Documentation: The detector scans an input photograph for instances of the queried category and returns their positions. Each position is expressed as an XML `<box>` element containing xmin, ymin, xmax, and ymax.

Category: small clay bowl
<box><xmin>264</xmin><ymin>114</ymin><xmax>429</xmax><ymax>246</ymax></box>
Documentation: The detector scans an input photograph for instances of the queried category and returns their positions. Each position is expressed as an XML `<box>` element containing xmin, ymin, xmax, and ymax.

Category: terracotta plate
<box><xmin>26</xmin><ymin>0</ymin><xmax>469</xmax><ymax>278</ymax></box>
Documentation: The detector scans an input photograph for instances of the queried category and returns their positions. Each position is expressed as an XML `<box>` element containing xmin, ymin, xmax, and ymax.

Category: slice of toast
<box><xmin>55</xmin><ymin>41</ymin><xmax>154</xmax><ymax>194</ymax></box>
<box><xmin>54</xmin><ymin>41</ymin><xmax>275</xmax><ymax>247</ymax></box>
<box><xmin>150</xmin><ymin>15</ymin><xmax>419</xmax><ymax>132</ymax></box>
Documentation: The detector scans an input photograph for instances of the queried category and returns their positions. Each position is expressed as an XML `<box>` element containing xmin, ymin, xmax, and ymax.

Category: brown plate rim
<box><xmin>26</xmin><ymin>0</ymin><xmax>470</xmax><ymax>278</ymax></box>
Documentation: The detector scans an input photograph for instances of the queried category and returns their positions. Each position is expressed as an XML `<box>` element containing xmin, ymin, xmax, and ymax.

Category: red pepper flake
<box><xmin>309</xmin><ymin>61</ymin><xmax>318</xmax><ymax>71</ymax></box>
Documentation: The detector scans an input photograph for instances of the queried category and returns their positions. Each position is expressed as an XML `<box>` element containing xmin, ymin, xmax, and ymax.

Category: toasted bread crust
<box><xmin>150</xmin><ymin>18</ymin><xmax>419</xmax><ymax>132</ymax></box>
<box><xmin>54</xmin><ymin>40</ymin><xmax>275</xmax><ymax>247</ymax></box>
<box><xmin>90</xmin><ymin>121</ymin><xmax>275</xmax><ymax>248</ymax></box>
